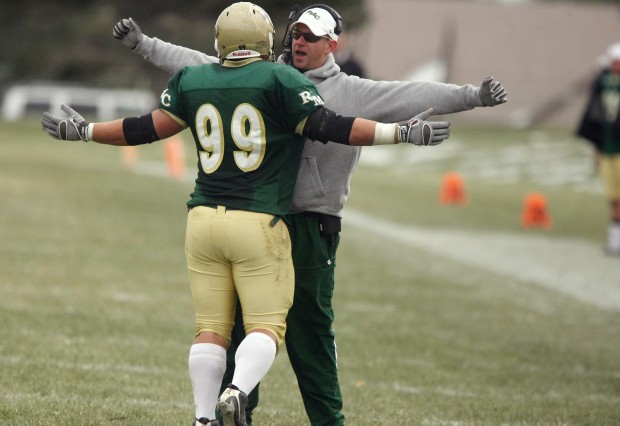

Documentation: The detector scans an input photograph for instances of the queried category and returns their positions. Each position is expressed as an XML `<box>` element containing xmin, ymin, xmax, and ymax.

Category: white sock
<box><xmin>608</xmin><ymin>222</ymin><xmax>620</xmax><ymax>251</ymax></box>
<box><xmin>231</xmin><ymin>332</ymin><xmax>277</xmax><ymax>395</ymax></box>
<box><xmin>188</xmin><ymin>343</ymin><xmax>227</xmax><ymax>420</ymax></box>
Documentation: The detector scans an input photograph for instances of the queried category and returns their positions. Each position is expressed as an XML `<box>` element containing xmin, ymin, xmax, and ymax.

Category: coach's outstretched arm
<box><xmin>113</xmin><ymin>18</ymin><xmax>216</xmax><ymax>73</ymax></box>
<box><xmin>111</xmin><ymin>18</ymin><xmax>507</xmax><ymax>113</ymax></box>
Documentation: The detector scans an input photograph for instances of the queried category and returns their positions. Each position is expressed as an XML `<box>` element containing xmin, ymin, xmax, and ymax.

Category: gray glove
<box><xmin>397</xmin><ymin>108</ymin><xmax>451</xmax><ymax>146</ymax></box>
<box><xmin>478</xmin><ymin>76</ymin><xmax>507</xmax><ymax>106</ymax></box>
<box><xmin>112</xmin><ymin>17</ymin><xmax>143</xmax><ymax>49</ymax></box>
<box><xmin>41</xmin><ymin>104</ymin><xmax>90</xmax><ymax>142</ymax></box>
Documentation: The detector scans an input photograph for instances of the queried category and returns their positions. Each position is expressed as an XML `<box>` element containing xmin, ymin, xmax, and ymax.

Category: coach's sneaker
<box><xmin>193</xmin><ymin>418</ymin><xmax>219</xmax><ymax>426</ymax></box>
<box><xmin>217</xmin><ymin>384</ymin><xmax>248</xmax><ymax>426</ymax></box>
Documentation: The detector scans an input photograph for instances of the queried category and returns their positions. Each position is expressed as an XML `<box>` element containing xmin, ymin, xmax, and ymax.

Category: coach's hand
<box><xmin>397</xmin><ymin>108</ymin><xmax>451</xmax><ymax>146</ymax></box>
<box><xmin>113</xmin><ymin>17</ymin><xmax>143</xmax><ymax>49</ymax></box>
<box><xmin>41</xmin><ymin>104</ymin><xmax>91</xmax><ymax>142</ymax></box>
<box><xmin>478</xmin><ymin>76</ymin><xmax>507</xmax><ymax>106</ymax></box>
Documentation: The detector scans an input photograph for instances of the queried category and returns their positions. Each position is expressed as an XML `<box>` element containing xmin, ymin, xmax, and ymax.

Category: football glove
<box><xmin>478</xmin><ymin>76</ymin><xmax>507</xmax><ymax>106</ymax></box>
<box><xmin>397</xmin><ymin>108</ymin><xmax>451</xmax><ymax>146</ymax></box>
<box><xmin>41</xmin><ymin>104</ymin><xmax>91</xmax><ymax>142</ymax></box>
<box><xmin>112</xmin><ymin>17</ymin><xmax>143</xmax><ymax>49</ymax></box>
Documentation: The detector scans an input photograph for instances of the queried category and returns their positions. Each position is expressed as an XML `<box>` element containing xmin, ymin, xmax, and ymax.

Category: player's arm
<box><xmin>302</xmin><ymin>107</ymin><xmax>451</xmax><ymax>147</ymax></box>
<box><xmin>113</xmin><ymin>18</ymin><xmax>217</xmax><ymax>75</ymax></box>
<box><xmin>41</xmin><ymin>105</ymin><xmax>185</xmax><ymax>146</ymax></box>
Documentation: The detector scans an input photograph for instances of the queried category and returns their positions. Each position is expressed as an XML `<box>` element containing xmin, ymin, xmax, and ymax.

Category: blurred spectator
<box><xmin>333</xmin><ymin>32</ymin><xmax>365</xmax><ymax>77</ymax></box>
<box><xmin>577</xmin><ymin>42</ymin><xmax>620</xmax><ymax>256</ymax></box>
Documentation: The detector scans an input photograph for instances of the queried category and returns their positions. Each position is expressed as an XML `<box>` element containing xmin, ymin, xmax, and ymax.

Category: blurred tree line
<box><xmin>0</xmin><ymin>0</ymin><xmax>366</xmax><ymax>93</ymax></box>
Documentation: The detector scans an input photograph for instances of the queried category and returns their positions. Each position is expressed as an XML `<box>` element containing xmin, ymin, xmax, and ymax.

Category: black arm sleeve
<box><xmin>302</xmin><ymin>107</ymin><xmax>356</xmax><ymax>145</ymax></box>
<box><xmin>122</xmin><ymin>114</ymin><xmax>159</xmax><ymax>146</ymax></box>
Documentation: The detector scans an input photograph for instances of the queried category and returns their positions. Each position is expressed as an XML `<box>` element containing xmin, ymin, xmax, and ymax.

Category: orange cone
<box><xmin>164</xmin><ymin>135</ymin><xmax>186</xmax><ymax>180</ymax></box>
<box><xmin>121</xmin><ymin>146</ymin><xmax>139</xmax><ymax>170</ymax></box>
<box><xmin>521</xmin><ymin>193</ymin><xmax>552</xmax><ymax>229</ymax></box>
<box><xmin>440</xmin><ymin>172</ymin><xmax>467</xmax><ymax>205</ymax></box>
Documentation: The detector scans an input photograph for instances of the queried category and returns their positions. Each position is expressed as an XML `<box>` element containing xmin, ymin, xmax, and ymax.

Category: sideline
<box><xmin>130</xmin><ymin>159</ymin><xmax>619</xmax><ymax>311</ymax></box>
<box><xmin>343</xmin><ymin>209</ymin><xmax>620</xmax><ymax>311</ymax></box>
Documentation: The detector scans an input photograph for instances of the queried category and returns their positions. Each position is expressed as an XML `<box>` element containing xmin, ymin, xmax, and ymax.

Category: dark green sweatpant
<box><xmin>220</xmin><ymin>212</ymin><xmax>344</xmax><ymax>426</ymax></box>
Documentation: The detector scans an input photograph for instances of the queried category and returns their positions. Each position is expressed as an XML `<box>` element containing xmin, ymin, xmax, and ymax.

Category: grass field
<box><xmin>1</xmin><ymin>119</ymin><xmax>619</xmax><ymax>425</ymax></box>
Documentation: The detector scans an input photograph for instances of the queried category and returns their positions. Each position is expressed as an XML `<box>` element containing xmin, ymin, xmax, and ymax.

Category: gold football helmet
<box><xmin>214</xmin><ymin>2</ymin><xmax>275</xmax><ymax>61</ymax></box>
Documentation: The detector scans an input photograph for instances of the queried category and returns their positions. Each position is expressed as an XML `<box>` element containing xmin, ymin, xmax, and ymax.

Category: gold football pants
<box><xmin>185</xmin><ymin>206</ymin><xmax>294</xmax><ymax>348</ymax></box>
<box><xmin>600</xmin><ymin>154</ymin><xmax>620</xmax><ymax>201</ymax></box>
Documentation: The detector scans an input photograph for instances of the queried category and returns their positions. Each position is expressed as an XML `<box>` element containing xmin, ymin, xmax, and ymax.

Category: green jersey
<box><xmin>160</xmin><ymin>59</ymin><xmax>325</xmax><ymax>215</ymax></box>
<box><xmin>601</xmin><ymin>73</ymin><xmax>620</xmax><ymax>154</ymax></box>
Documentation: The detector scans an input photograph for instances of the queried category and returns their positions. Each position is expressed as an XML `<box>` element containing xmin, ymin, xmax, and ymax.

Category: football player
<box><xmin>42</xmin><ymin>3</ymin><xmax>450</xmax><ymax>425</ymax></box>
<box><xmin>111</xmin><ymin>4</ymin><xmax>507</xmax><ymax>426</ymax></box>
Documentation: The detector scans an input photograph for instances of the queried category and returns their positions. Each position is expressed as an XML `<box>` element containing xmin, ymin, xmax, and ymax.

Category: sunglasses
<box><xmin>291</xmin><ymin>28</ymin><xmax>330</xmax><ymax>43</ymax></box>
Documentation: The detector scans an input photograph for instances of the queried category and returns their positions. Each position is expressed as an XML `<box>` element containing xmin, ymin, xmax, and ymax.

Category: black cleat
<box><xmin>193</xmin><ymin>417</ymin><xmax>219</xmax><ymax>426</ymax></box>
<box><xmin>217</xmin><ymin>384</ymin><xmax>248</xmax><ymax>426</ymax></box>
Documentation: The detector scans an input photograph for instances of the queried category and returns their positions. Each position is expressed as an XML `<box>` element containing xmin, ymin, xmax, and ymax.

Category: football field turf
<box><xmin>1</xmin><ymin>120</ymin><xmax>619</xmax><ymax>425</ymax></box>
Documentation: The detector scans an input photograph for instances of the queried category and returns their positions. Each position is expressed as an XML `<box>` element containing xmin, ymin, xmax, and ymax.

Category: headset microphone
<box><xmin>288</xmin><ymin>5</ymin><xmax>300</xmax><ymax>21</ymax></box>
<box><xmin>281</xmin><ymin>5</ymin><xmax>300</xmax><ymax>64</ymax></box>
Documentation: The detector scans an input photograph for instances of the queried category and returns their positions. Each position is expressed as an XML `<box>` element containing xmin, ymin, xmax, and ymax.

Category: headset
<box><xmin>281</xmin><ymin>4</ymin><xmax>343</xmax><ymax>64</ymax></box>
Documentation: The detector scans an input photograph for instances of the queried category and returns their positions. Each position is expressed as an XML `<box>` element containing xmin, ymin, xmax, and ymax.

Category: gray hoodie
<box><xmin>134</xmin><ymin>37</ymin><xmax>485</xmax><ymax>217</ymax></box>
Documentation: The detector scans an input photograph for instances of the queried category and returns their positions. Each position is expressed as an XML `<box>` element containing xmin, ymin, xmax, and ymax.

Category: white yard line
<box><xmin>343</xmin><ymin>209</ymin><xmax>620</xmax><ymax>311</ymax></box>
